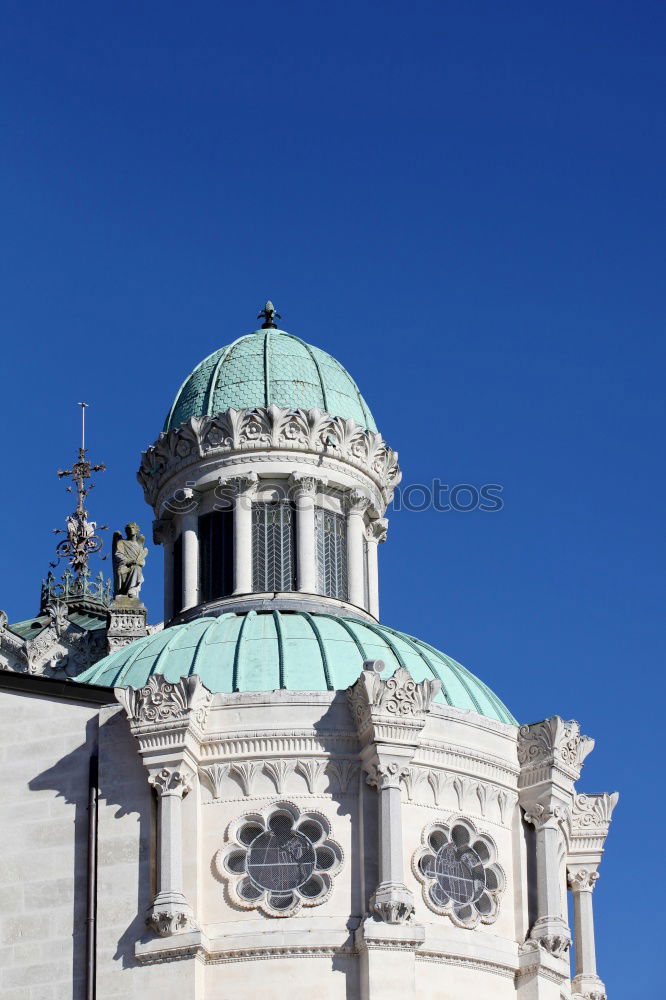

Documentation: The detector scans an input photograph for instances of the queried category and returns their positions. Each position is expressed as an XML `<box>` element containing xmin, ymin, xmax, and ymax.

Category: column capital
<box><xmin>148</xmin><ymin>766</ymin><xmax>194</xmax><ymax>799</ymax></box>
<box><xmin>567</xmin><ymin>868</ymin><xmax>600</xmax><ymax>893</ymax></box>
<box><xmin>289</xmin><ymin>471</ymin><xmax>326</xmax><ymax>499</ymax></box>
<box><xmin>221</xmin><ymin>472</ymin><xmax>259</xmax><ymax>498</ymax></box>
<box><xmin>344</xmin><ymin>488</ymin><xmax>371</xmax><ymax>515</ymax></box>
<box><xmin>366</xmin><ymin>516</ymin><xmax>388</xmax><ymax>544</ymax></box>
<box><xmin>366</xmin><ymin>759</ymin><xmax>411</xmax><ymax>790</ymax></box>
<box><xmin>522</xmin><ymin>795</ymin><xmax>570</xmax><ymax>831</ymax></box>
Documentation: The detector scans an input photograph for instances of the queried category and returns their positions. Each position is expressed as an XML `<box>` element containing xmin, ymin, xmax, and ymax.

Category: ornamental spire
<box><xmin>257</xmin><ymin>301</ymin><xmax>281</xmax><ymax>328</ymax></box>
<box><xmin>51</xmin><ymin>403</ymin><xmax>108</xmax><ymax>578</ymax></box>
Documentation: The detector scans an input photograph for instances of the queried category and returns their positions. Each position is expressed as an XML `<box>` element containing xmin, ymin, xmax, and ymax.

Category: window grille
<box><xmin>199</xmin><ymin>510</ymin><xmax>234</xmax><ymax>602</ymax></box>
<box><xmin>315</xmin><ymin>507</ymin><xmax>348</xmax><ymax>601</ymax></box>
<box><xmin>252</xmin><ymin>502</ymin><xmax>296</xmax><ymax>592</ymax></box>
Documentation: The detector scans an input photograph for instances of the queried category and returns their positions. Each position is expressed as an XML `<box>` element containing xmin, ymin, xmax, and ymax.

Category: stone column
<box><xmin>568</xmin><ymin>868</ymin><xmax>606</xmax><ymax>999</ymax></box>
<box><xmin>229</xmin><ymin>474</ymin><xmax>258</xmax><ymax>595</ymax></box>
<box><xmin>289</xmin><ymin>473</ymin><xmax>322</xmax><ymax>594</ymax></box>
<box><xmin>181</xmin><ymin>509</ymin><xmax>199</xmax><ymax>611</ymax></box>
<box><xmin>345</xmin><ymin>490</ymin><xmax>370</xmax><ymax>608</ymax></box>
<box><xmin>365</xmin><ymin>518</ymin><xmax>388</xmax><ymax>619</ymax></box>
<box><xmin>148</xmin><ymin>766</ymin><xmax>195</xmax><ymax>935</ymax></box>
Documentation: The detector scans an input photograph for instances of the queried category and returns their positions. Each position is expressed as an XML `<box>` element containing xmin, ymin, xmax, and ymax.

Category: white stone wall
<box><xmin>0</xmin><ymin>689</ymin><xmax>98</xmax><ymax>1000</ymax></box>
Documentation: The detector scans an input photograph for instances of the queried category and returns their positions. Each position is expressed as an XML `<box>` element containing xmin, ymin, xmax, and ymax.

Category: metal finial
<box><xmin>257</xmin><ymin>301</ymin><xmax>281</xmax><ymax>329</ymax></box>
<box><xmin>51</xmin><ymin>404</ymin><xmax>108</xmax><ymax>579</ymax></box>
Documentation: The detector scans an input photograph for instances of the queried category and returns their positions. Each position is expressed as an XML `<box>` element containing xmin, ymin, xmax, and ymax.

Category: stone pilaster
<box><xmin>153</xmin><ymin>517</ymin><xmax>177</xmax><ymax>623</ymax></box>
<box><xmin>517</xmin><ymin>716</ymin><xmax>595</xmax><ymax>997</ymax></box>
<box><xmin>347</xmin><ymin>660</ymin><xmax>439</xmax><ymax>1000</ymax></box>
<box><xmin>115</xmin><ymin>674</ymin><xmax>213</xmax><ymax>940</ymax></box>
<box><xmin>566</xmin><ymin>792</ymin><xmax>618</xmax><ymax>1000</ymax></box>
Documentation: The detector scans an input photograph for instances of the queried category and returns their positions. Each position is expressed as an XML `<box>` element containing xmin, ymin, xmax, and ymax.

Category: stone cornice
<box><xmin>137</xmin><ymin>405</ymin><xmax>401</xmax><ymax>509</ymax></box>
<box><xmin>518</xmin><ymin>716</ymin><xmax>594</xmax><ymax>790</ymax></box>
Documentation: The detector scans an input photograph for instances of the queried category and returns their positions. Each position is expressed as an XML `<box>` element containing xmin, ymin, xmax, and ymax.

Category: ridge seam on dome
<box><xmin>415</xmin><ymin>637</ymin><xmax>485</xmax><ymax>715</ymax></box>
<box><xmin>113</xmin><ymin>633</ymin><xmax>155</xmax><ymax>687</ymax></box>
<box><xmin>322</xmin><ymin>614</ymin><xmax>369</xmax><ymax>661</ymax></box>
<box><xmin>301</xmin><ymin>612</ymin><xmax>333</xmax><ymax>691</ymax></box>
<box><xmin>272</xmin><ymin>610</ymin><xmax>285</xmax><ymax>689</ymax></box>
<box><xmin>285</xmin><ymin>332</ymin><xmax>330</xmax><ymax>414</ymax></box>
<box><xmin>188</xmin><ymin>618</ymin><xmax>217</xmax><ymax>676</ymax></box>
<box><xmin>232</xmin><ymin>612</ymin><xmax>252</xmax><ymax>693</ymax></box>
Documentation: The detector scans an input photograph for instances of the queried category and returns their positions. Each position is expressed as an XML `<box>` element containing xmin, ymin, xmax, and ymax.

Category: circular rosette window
<box><xmin>216</xmin><ymin>802</ymin><xmax>343</xmax><ymax>917</ymax></box>
<box><xmin>413</xmin><ymin>818</ymin><xmax>504</xmax><ymax>927</ymax></box>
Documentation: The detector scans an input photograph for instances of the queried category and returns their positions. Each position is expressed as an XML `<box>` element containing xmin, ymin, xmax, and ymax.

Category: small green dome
<box><xmin>164</xmin><ymin>328</ymin><xmax>377</xmax><ymax>433</ymax></box>
<box><xmin>74</xmin><ymin>611</ymin><xmax>515</xmax><ymax>725</ymax></box>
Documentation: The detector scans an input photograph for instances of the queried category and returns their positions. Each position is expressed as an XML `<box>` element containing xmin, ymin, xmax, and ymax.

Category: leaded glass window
<box><xmin>252</xmin><ymin>502</ymin><xmax>296</xmax><ymax>592</ymax></box>
<box><xmin>413</xmin><ymin>819</ymin><xmax>504</xmax><ymax>927</ymax></box>
<box><xmin>216</xmin><ymin>804</ymin><xmax>343</xmax><ymax>917</ymax></box>
<box><xmin>315</xmin><ymin>507</ymin><xmax>348</xmax><ymax>601</ymax></box>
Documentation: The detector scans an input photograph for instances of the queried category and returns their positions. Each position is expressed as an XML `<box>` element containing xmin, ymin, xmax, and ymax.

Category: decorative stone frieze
<box><xmin>106</xmin><ymin>603</ymin><xmax>148</xmax><ymax>654</ymax></box>
<box><xmin>137</xmin><ymin>405</ymin><xmax>401</xmax><ymax>509</ymax></box>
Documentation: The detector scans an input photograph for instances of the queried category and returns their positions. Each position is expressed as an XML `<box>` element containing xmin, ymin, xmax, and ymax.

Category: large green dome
<box><xmin>164</xmin><ymin>328</ymin><xmax>377</xmax><ymax>433</ymax></box>
<box><xmin>75</xmin><ymin>611</ymin><xmax>515</xmax><ymax>725</ymax></box>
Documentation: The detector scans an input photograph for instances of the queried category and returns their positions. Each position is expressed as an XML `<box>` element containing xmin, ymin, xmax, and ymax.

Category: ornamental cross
<box><xmin>51</xmin><ymin>403</ymin><xmax>108</xmax><ymax>577</ymax></box>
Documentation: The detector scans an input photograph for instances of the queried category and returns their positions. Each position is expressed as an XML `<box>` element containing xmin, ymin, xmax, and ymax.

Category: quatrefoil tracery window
<box><xmin>216</xmin><ymin>803</ymin><xmax>343</xmax><ymax>917</ymax></box>
<box><xmin>413</xmin><ymin>818</ymin><xmax>504</xmax><ymax>927</ymax></box>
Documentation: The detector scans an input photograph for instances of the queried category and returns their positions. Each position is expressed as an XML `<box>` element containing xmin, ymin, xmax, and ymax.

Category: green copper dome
<box><xmin>164</xmin><ymin>328</ymin><xmax>377</xmax><ymax>433</ymax></box>
<box><xmin>74</xmin><ymin>611</ymin><xmax>515</xmax><ymax>725</ymax></box>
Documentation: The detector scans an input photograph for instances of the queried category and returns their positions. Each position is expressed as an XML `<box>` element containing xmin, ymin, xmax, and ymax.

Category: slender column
<box><xmin>289</xmin><ymin>473</ymin><xmax>321</xmax><ymax>593</ymax></box>
<box><xmin>163</xmin><ymin>540</ymin><xmax>174</xmax><ymax>623</ymax></box>
<box><xmin>181</xmin><ymin>510</ymin><xmax>199</xmax><ymax>610</ymax></box>
<box><xmin>367</xmin><ymin>761</ymin><xmax>414</xmax><ymax>923</ymax></box>
<box><xmin>568</xmin><ymin>869</ymin><xmax>605</xmax><ymax>997</ymax></box>
<box><xmin>229</xmin><ymin>474</ymin><xmax>258</xmax><ymax>595</ymax></box>
<box><xmin>147</xmin><ymin>767</ymin><xmax>196</xmax><ymax>936</ymax></box>
<box><xmin>523</xmin><ymin>800</ymin><xmax>572</xmax><ymax>956</ymax></box>
<box><xmin>346</xmin><ymin>490</ymin><xmax>370</xmax><ymax>607</ymax></box>
<box><xmin>366</xmin><ymin>518</ymin><xmax>388</xmax><ymax>619</ymax></box>
<box><xmin>153</xmin><ymin>518</ymin><xmax>176</xmax><ymax>622</ymax></box>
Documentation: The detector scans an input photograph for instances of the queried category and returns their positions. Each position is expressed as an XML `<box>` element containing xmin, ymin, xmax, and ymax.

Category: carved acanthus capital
<box><xmin>366</xmin><ymin>760</ymin><xmax>411</xmax><ymax>790</ymax></box>
<box><xmin>344</xmin><ymin>488</ymin><xmax>371</xmax><ymax>516</ymax></box>
<box><xmin>115</xmin><ymin>673</ymin><xmax>213</xmax><ymax>731</ymax></box>
<box><xmin>567</xmin><ymin>868</ymin><xmax>599</xmax><ymax>893</ymax></box>
<box><xmin>522</xmin><ymin>797</ymin><xmax>569</xmax><ymax>830</ymax></box>
<box><xmin>518</xmin><ymin>716</ymin><xmax>594</xmax><ymax>783</ymax></box>
<box><xmin>366</xmin><ymin>517</ymin><xmax>388</xmax><ymax>544</ymax></box>
<box><xmin>289</xmin><ymin>471</ymin><xmax>326</xmax><ymax>499</ymax></box>
<box><xmin>152</xmin><ymin>517</ymin><xmax>177</xmax><ymax>546</ymax></box>
<box><xmin>347</xmin><ymin>661</ymin><xmax>441</xmax><ymax>748</ymax></box>
<box><xmin>148</xmin><ymin>766</ymin><xmax>193</xmax><ymax>798</ymax></box>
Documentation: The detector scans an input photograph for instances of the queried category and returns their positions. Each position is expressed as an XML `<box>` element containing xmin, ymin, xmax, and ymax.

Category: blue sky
<box><xmin>1</xmin><ymin>1</ymin><xmax>664</xmax><ymax>990</ymax></box>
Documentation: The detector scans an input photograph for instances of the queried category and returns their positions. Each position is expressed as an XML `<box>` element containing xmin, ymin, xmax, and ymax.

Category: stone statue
<box><xmin>112</xmin><ymin>523</ymin><xmax>148</xmax><ymax>602</ymax></box>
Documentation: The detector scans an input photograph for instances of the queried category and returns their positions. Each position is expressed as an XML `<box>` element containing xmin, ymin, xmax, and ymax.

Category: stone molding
<box><xmin>199</xmin><ymin>756</ymin><xmax>360</xmax><ymax>799</ymax></box>
<box><xmin>116</xmin><ymin>674</ymin><xmax>212</xmax><ymax>733</ymax></box>
<box><xmin>137</xmin><ymin>405</ymin><xmax>401</xmax><ymax>508</ymax></box>
<box><xmin>347</xmin><ymin>661</ymin><xmax>441</xmax><ymax>746</ymax></box>
<box><xmin>518</xmin><ymin>716</ymin><xmax>594</xmax><ymax>785</ymax></box>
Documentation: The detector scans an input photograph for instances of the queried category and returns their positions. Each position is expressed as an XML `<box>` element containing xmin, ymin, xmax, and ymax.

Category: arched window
<box><xmin>252</xmin><ymin>502</ymin><xmax>296</xmax><ymax>592</ymax></box>
<box><xmin>315</xmin><ymin>508</ymin><xmax>348</xmax><ymax>601</ymax></box>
